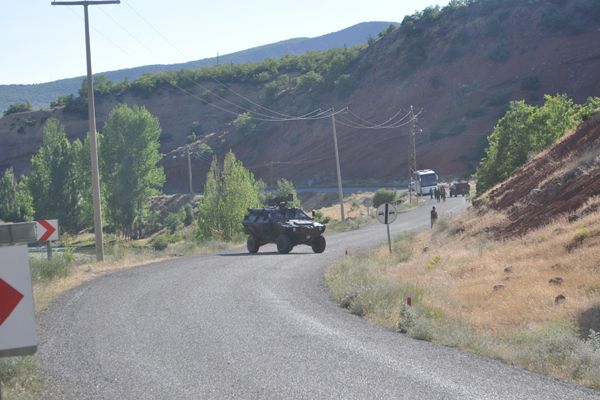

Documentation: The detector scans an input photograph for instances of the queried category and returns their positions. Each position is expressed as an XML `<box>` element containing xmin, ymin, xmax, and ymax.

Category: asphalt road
<box><xmin>39</xmin><ymin>198</ymin><xmax>600</xmax><ymax>399</ymax></box>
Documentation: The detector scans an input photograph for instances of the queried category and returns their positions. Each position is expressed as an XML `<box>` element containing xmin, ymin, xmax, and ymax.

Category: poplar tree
<box><xmin>100</xmin><ymin>104</ymin><xmax>165</xmax><ymax>237</ymax></box>
<box><xmin>197</xmin><ymin>152</ymin><xmax>263</xmax><ymax>241</ymax></box>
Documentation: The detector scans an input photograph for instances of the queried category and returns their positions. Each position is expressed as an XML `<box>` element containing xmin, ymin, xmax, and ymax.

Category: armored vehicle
<box><xmin>449</xmin><ymin>181</ymin><xmax>470</xmax><ymax>197</ymax></box>
<box><xmin>242</xmin><ymin>204</ymin><xmax>326</xmax><ymax>254</ymax></box>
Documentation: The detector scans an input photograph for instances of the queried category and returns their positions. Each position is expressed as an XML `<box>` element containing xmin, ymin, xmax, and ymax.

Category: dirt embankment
<box><xmin>482</xmin><ymin>112</ymin><xmax>600</xmax><ymax>237</ymax></box>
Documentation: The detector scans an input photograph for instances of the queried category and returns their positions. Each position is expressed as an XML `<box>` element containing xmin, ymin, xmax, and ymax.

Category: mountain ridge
<box><xmin>0</xmin><ymin>21</ymin><xmax>394</xmax><ymax>112</ymax></box>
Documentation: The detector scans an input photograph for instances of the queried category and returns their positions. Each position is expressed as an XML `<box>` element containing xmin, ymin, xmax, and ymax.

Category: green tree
<box><xmin>100</xmin><ymin>104</ymin><xmax>165</xmax><ymax>238</ymax></box>
<box><xmin>270</xmin><ymin>178</ymin><xmax>301</xmax><ymax>208</ymax></box>
<box><xmin>197</xmin><ymin>152</ymin><xmax>262</xmax><ymax>241</ymax></box>
<box><xmin>531</xmin><ymin>94</ymin><xmax>579</xmax><ymax>151</ymax></box>
<box><xmin>233</xmin><ymin>112</ymin><xmax>256</xmax><ymax>137</ymax></box>
<box><xmin>28</xmin><ymin>118</ymin><xmax>86</xmax><ymax>231</ymax></box>
<box><xmin>3</xmin><ymin>101</ymin><xmax>32</xmax><ymax>116</ymax></box>
<box><xmin>373</xmin><ymin>188</ymin><xmax>397</xmax><ymax>208</ymax></box>
<box><xmin>0</xmin><ymin>168</ymin><xmax>33</xmax><ymax>222</ymax></box>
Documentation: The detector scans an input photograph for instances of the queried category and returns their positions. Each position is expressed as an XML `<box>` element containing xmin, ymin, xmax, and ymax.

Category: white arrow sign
<box><xmin>35</xmin><ymin>219</ymin><xmax>59</xmax><ymax>242</ymax></box>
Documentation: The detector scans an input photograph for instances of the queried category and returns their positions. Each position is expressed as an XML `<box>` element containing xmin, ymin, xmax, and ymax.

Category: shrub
<box><xmin>151</xmin><ymin>234</ymin><xmax>169</xmax><ymax>251</ymax></box>
<box><xmin>3</xmin><ymin>102</ymin><xmax>32</xmax><ymax>116</ymax></box>
<box><xmin>373</xmin><ymin>188</ymin><xmax>397</xmax><ymax>208</ymax></box>
<box><xmin>165</xmin><ymin>210</ymin><xmax>183</xmax><ymax>234</ymax></box>
<box><xmin>29</xmin><ymin>251</ymin><xmax>74</xmax><ymax>283</ymax></box>
<box><xmin>233</xmin><ymin>112</ymin><xmax>256</xmax><ymax>137</ymax></box>
<box><xmin>296</xmin><ymin>71</ymin><xmax>324</xmax><ymax>92</ymax></box>
<box><xmin>184</xmin><ymin>204</ymin><xmax>194</xmax><ymax>226</ymax></box>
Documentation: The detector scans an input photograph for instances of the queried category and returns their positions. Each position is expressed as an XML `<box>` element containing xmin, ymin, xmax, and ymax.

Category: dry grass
<box><xmin>402</xmin><ymin>201</ymin><xmax>600</xmax><ymax>336</ymax></box>
<box><xmin>319</xmin><ymin>192</ymin><xmax>375</xmax><ymax>220</ymax></box>
<box><xmin>325</xmin><ymin>200</ymin><xmax>600</xmax><ymax>389</ymax></box>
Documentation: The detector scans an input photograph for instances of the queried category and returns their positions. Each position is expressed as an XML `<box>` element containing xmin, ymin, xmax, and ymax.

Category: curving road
<box><xmin>39</xmin><ymin>198</ymin><xmax>600</xmax><ymax>399</ymax></box>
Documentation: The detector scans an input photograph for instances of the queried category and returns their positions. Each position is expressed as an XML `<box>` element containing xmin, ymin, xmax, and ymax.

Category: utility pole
<box><xmin>408</xmin><ymin>105</ymin><xmax>418</xmax><ymax>204</ymax></box>
<box><xmin>331</xmin><ymin>110</ymin><xmax>345</xmax><ymax>221</ymax></box>
<box><xmin>186</xmin><ymin>146</ymin><xmax>194</xmax><ymax>194</ymax></box>
<box><xmin>52</xmin><ymin>0</ymin><xmax>120</xmax><ymax>262</ymax></box>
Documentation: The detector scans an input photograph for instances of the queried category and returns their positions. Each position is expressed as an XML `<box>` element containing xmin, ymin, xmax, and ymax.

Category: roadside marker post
<box><xmin>376</xmin><ymin>203</ymin><xmax>397</xmax><ymax>254</ymax></box>
<box><xmin>36</xmin><ymin>219</ymin><xmax>59</xmax><ymax>259</ymax></box>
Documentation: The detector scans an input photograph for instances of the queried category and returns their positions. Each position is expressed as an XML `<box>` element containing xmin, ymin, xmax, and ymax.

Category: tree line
<box><xmin>0</xmin><ymin>104</ymin><xmax>164</xmax><ymax>238</ymax></box>
<box><xmin>0</xmin><ymin>102</ymin><xmax>300</xmax><ymax>243</ymax></box>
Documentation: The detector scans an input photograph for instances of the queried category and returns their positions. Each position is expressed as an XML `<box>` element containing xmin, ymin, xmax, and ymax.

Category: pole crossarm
<box><xmin>52</xmin><ymin>1</ymin><xmax>120</xmax><ymax>5</ymax></box>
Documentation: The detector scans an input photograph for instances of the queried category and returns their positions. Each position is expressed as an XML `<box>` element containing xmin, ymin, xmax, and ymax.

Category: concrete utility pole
<box><xmin>52</xmin><ymin>0</ymin><xmax>120</xmax><ymax>262</ymax></box>
<box><xmin>408</xmin><ymin>105</ymin><xmax>418</xmax><ymax>204</ymax></box>
<box><xmin>331</xmin><ymin>111</ymin><xmax>345</xmax><ymax>221</ymax></box>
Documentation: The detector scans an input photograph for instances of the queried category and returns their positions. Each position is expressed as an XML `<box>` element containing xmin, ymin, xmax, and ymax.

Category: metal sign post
<box><xmin>376</xmin><ymin>203</ymin><xmax>397</xmax><ymax>254</ymax></box>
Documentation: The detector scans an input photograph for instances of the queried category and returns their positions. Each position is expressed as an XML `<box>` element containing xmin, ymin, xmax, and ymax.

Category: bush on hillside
<box><xmin>3</xmin><ymin>102</ymin><xmax>32</xmax><ymax>116</ymax></box>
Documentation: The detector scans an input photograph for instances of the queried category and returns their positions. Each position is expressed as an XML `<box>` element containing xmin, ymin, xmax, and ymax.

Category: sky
<box><xmin>1</xmin><ymin>0</ymin><xmax>449</xmax><ymax>85</ymax></box>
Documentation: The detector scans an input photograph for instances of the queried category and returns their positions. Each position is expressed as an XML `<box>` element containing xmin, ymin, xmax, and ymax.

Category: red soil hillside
<box><xmin>483</xmin><ymin>112</ymin><xmax>600</xmax><ymax>237</ymax></box>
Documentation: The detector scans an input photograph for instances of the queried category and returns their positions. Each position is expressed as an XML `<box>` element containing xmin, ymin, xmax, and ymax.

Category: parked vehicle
<box><xmin>449</xmin><ymin>181</ymin><xmax>470</xmax><ymax>197</ymax></box>
<box><xmin>242</xmin><ymin>203</ymin><xmax>326</xmax><ymax>254</ymax></box>
<box><xmin>414</xmin><ymin>169</ymin><xmax>438</xmax><ymax>196</ymax></box>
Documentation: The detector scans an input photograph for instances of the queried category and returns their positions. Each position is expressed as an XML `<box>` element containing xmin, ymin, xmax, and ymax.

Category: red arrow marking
<box><xmin>0</xmin><ymin>279</ymin><xmax>24</xmax><ymax>326</ymax></box>
<box><xmin>38</xmin><ymin>219</ymin><xmax>56</xmax><ymax>241</ymax></box>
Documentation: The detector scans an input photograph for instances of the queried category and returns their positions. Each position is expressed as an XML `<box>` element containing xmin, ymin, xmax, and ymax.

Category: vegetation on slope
<box><xmin>475</xmin><ymin>95</ymin><xmax>600</xmax><ymax>195</ymax></box>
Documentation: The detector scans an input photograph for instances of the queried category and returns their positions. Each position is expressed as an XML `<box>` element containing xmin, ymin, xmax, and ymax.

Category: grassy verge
<box><xmin>325</xmin><ymin>207</ymin><xmax>600</xmax><ymax>390</ymax></box>
<box><xmin>0</xmin><ymin>226</ymin><xmax>239</xmax><ymax>400</ymax></box>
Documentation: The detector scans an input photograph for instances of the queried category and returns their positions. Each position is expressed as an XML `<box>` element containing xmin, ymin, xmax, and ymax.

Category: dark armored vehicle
<box><xmin>449</xmin><ymin>181</ymin><xmax>470</xmax><ymax>197</ymax></box>
<box><xmin>242</xmin><ymin>203</ymin><xmax>326</xmax><ymax>254</ymax></box>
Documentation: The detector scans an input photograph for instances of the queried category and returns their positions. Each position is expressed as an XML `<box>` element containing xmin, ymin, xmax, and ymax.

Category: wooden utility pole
<box><xmin>52</xmin><ymin>0</ymin><xmax>120</xmax><ymax>262</ymax></box>
<box><xmin>408</xmin><ymin>105</ymin><xmax>417</xmax><ymax>204</ymax></box>
<box><xmin>186</xmin><ymin>146</ymin><xmax>193</xmax><ymax>194</ymax></box>
<box><xmin>331</xmin><ymin>111</ymin><xmax>345</xmax><ymax>221</ymax></box>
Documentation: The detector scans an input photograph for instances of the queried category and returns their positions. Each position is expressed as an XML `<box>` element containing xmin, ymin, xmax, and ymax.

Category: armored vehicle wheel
<box><xmin>311</xmin><ymin>236</ymin><xmax>326</xmax><ymax>253</ymax></box>
<box><xmin>276</xmin><ymin>234</ymin><xmax>292</xmax><ymax>254</ymax></box>
<box><xmin>247</xmin><ymin>235</ymin><xmax>259</xmax><ymax>253</ymax></box>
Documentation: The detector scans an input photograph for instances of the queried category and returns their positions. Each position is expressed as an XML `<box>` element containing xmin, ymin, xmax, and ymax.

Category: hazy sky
<box><xmin>1</xmin><ymin>0</ymin><xmax>449</xmax><ymax>85</ymax></box>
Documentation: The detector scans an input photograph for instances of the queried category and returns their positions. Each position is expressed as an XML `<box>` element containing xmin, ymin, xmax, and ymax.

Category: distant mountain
<box><xmin>0</xmin><ymin>21</ymin><xmax>394</xmax><ymax>112</ymax></box>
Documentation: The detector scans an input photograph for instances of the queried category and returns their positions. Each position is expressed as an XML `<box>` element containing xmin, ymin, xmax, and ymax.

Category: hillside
<box><xmin>2</xmin><ymin>0</ymin><xmax>600</xmax><ymax>193</ymax></box>
<box><xmin>0</xmin><ymin>21</ymin><xmax>393</xmax><ymax>112</ymax></box>
<box><xmin>326</xmin><ymin>111</ymin><xmax>600</xmax><ymax>389</ymax></box>
<box><xmin>482</xmin><ymin>112</ymin><xmax>600</xmax><ymax>237</ymax></box>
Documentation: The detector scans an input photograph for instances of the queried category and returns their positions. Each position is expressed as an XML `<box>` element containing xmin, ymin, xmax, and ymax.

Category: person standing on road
<box><xmin>431</xmin><ymin>206</ymin><xmax>438</xmax><ymax>228</ymax></box>
<box><xmin>430</xmin><ymin>188</ymin><xmax>434</xmax><ymax>199</ymax></box>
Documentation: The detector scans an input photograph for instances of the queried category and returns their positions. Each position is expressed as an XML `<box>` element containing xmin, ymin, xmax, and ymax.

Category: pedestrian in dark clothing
<box><xmin>430</xmin><ymin>188</ymin><xmax>434</xmax><ymax>199</ymax></box>
<box><xmin>431</xmin><ymin>206</ymin><xmax>438</xmax><ymax>228</ymax></box>
<box><xmin>435</xmin><ymin>187</ymin><xmax>440</xmax><ymax>202</ymax></box>
<box><xmin>441</xmin><ymin>186</ymin><xmax>446</xmax><ymax>202</ymax></box>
